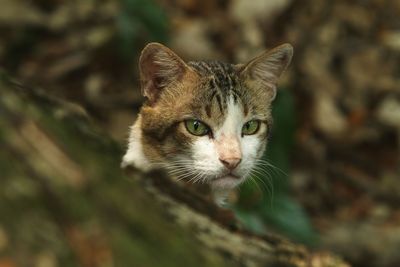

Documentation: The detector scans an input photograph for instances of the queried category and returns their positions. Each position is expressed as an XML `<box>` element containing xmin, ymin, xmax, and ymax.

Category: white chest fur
<box><xmin>121</xmin><ymin>115</ymin><xmax>152</xmax><ymax>171</ymax></box>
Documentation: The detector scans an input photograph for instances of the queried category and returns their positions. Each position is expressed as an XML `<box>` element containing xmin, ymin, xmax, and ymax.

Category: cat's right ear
<box><xmin>139</xmin><ymin>43</ymin><xmax>191</xmax><ymax>104</ymax></box>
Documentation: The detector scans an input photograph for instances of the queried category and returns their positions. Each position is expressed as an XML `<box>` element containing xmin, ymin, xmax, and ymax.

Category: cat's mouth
<box><xmin>214</xmin><ymin>171</ymin><xmax>241</xmax><ymax>180</ymax></box>
<box><xmin>211</xmin><ymin>173</ymin><xmax>242</xmax><ymax>188</ymax></box>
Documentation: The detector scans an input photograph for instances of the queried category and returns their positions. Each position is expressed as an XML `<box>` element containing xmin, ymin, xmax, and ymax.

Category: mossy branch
<box><xmin>0</xmin><ymin>75</ymin><xmax>349</xmax><ymax>267</ymax></box>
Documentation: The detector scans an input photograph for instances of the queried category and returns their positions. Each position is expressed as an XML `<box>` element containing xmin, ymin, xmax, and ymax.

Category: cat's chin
<box><xmin>210</xmin><ymin>175</ymin><xmax>243</xmax><ymax>189</ymax></box>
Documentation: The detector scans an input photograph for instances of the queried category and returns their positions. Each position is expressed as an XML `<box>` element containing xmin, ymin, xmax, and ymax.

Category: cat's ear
<box><xmin>139</xmin><ymin>43</ymin><xmax>192</xmax><ymax>104</ymax></box>
<box><xmin>240</xmin><ymin>44</ymin><xmax>293</xmax><ymax>101</ymax></box>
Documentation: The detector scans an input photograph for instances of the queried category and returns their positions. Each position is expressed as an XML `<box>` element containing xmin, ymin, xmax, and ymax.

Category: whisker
<box><xmin>255</xmin><ymin>159</ymin><xmax>288</xmax><ymax>177</ymax></box>
<box><xmin>249</xmin><ymin>169</ymin><xmax>271</xmax><ymax>196</ymax></box>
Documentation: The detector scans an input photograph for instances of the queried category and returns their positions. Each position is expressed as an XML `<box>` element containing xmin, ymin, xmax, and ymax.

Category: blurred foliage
<box><xmin>236</xmin><ymin>89</ymin><xmax>317</xmax><ymax>246</ymax></box>
<box><xmin>117</xmin><ymin>0</ymin><xmax>168</xmax><ymax>60</ymax></box>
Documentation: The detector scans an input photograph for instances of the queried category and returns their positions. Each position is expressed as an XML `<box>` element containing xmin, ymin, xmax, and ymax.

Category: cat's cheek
<box><xmin>241</xmin><ymin>136</ymin><xmax>261</xmax><ymax>159</ymax></box>
<box><xmin>247</xmin><ymin>124</ymin><xmax>269</xmax><ymax>159</ymax></box>
<box><xmin>238</xmin><ymin>135</ymin><xmax>264</xmax><ymax>177</ymax></box>
<box><xmin>191</xmin><ymin>137</ymin><xmax>221</xmax><ymax>172</ymax></box>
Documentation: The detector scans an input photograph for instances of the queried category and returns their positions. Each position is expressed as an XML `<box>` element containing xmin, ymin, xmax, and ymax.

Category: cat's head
<box><xmin>135</xmin><ymin>43</ymin><xmax>292</xmax><ymax>190</ymax></box>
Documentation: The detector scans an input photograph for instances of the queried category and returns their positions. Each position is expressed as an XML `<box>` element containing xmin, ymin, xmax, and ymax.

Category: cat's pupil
<box><xmin>194</xmin><ymin>121</ymin><xmax>199</xmax><ymax>130</ymax></box>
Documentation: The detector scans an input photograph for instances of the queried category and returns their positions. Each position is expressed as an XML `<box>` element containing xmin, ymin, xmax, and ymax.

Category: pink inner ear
<box><xmin>139</xmin><ymin>44</ymin><xmax>189</xmax><ymax>104</ymax></box>
<box><xmin>140</xmin><ymin>52</ymin><xmax>164</xmax><ymax>102</ymax></box>
<box><xmin>142</xmin><ymin>80</ymin><xmax>157</xmax><ymax>101</ymax></box>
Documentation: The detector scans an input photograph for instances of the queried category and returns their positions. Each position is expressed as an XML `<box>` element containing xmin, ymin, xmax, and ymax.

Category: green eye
<box><xmin>184</xmin><ymin>119</ymin><xmax>210</xmax><ymax>136</ymax></box>
<box><xmin>242</xmin><ymin>120</ymin><xmax>260</xmax><ymax>135</ymax></box>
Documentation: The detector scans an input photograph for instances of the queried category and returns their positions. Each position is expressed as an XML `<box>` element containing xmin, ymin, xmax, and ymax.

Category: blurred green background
<box><xmin>1</xmin><ymin>0</ymin><xmax>400</xmax><ymax>266</ymax></box>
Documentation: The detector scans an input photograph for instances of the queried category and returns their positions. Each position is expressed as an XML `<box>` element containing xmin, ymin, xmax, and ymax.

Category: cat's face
<box><xmin>125</xmin><ymin>43</ymin><xmax>292</xmax><ymax>190</ymax></box>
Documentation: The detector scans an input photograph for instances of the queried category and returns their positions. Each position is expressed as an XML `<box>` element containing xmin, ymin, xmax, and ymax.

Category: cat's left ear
<box><xmin>239</xmin><ymin>44</ymin><xmax>293</xmax><ymax>101</ymax></box>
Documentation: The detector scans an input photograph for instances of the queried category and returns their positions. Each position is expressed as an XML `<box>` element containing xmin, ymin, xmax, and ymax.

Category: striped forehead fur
<box><xmin>188</xmin><ymin>60</ymin><xmax>249</xmax><ymax>115</ymax></box>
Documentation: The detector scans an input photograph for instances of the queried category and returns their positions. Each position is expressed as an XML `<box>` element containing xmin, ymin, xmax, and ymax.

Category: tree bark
<box><xmin>0</xmin><ymin>73</ymin><xmax>349</xmax><ymax>267</ymax></box>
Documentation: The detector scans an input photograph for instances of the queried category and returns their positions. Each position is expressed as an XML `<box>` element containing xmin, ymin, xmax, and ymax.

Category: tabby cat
<box><xmin>122</xmin><ymin>42</ymin><xmax>293</xmax><ymax>204</ymax></box>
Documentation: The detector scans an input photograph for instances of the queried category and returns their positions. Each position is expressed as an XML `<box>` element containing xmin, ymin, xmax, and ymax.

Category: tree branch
<box><xmin>0</xmin><ymin>74</ymin><xmax>349</xmax><ymax>267</ymax></box>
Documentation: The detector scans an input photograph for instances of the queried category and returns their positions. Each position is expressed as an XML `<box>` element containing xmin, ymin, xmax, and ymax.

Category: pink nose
<box><xmin>219</xmin><ymin>158</ymin><xmax>241</xmax><ymax>170</ymax></box>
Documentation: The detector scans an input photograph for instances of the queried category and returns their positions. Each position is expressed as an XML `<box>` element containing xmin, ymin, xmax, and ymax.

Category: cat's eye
<box><xmin>184</xmin><ymin>119</ymin><xmax>210</xmax><ymax>136</ymax></box>
<box><xmin>242</xmin><ymin>120</ymin><xmax>260</xmax><ymax>135</ymax></box>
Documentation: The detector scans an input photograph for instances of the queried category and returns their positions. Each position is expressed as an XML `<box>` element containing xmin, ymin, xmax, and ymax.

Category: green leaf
<box><xmin>265</xmin><ymin>88</ymin><xmax>295</xmax><ymax>192</ymax></box>
<box><xmin>260</xmin><ymin>194</ymin><xmax>318</xmax><ymax>246</ymax></box>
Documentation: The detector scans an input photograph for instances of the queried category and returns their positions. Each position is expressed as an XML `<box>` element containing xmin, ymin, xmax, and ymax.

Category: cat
<box><xmin>121</xmin><ymin>42</ymin><xmax>293</xmax><ymax>205</ymax></box>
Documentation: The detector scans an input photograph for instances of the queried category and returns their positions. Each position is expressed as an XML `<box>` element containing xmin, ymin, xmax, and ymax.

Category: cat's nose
<box><xmin>219</xmin><ymin>158</ymin><xmax>241</xmax><ymax>170</ymax></box>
